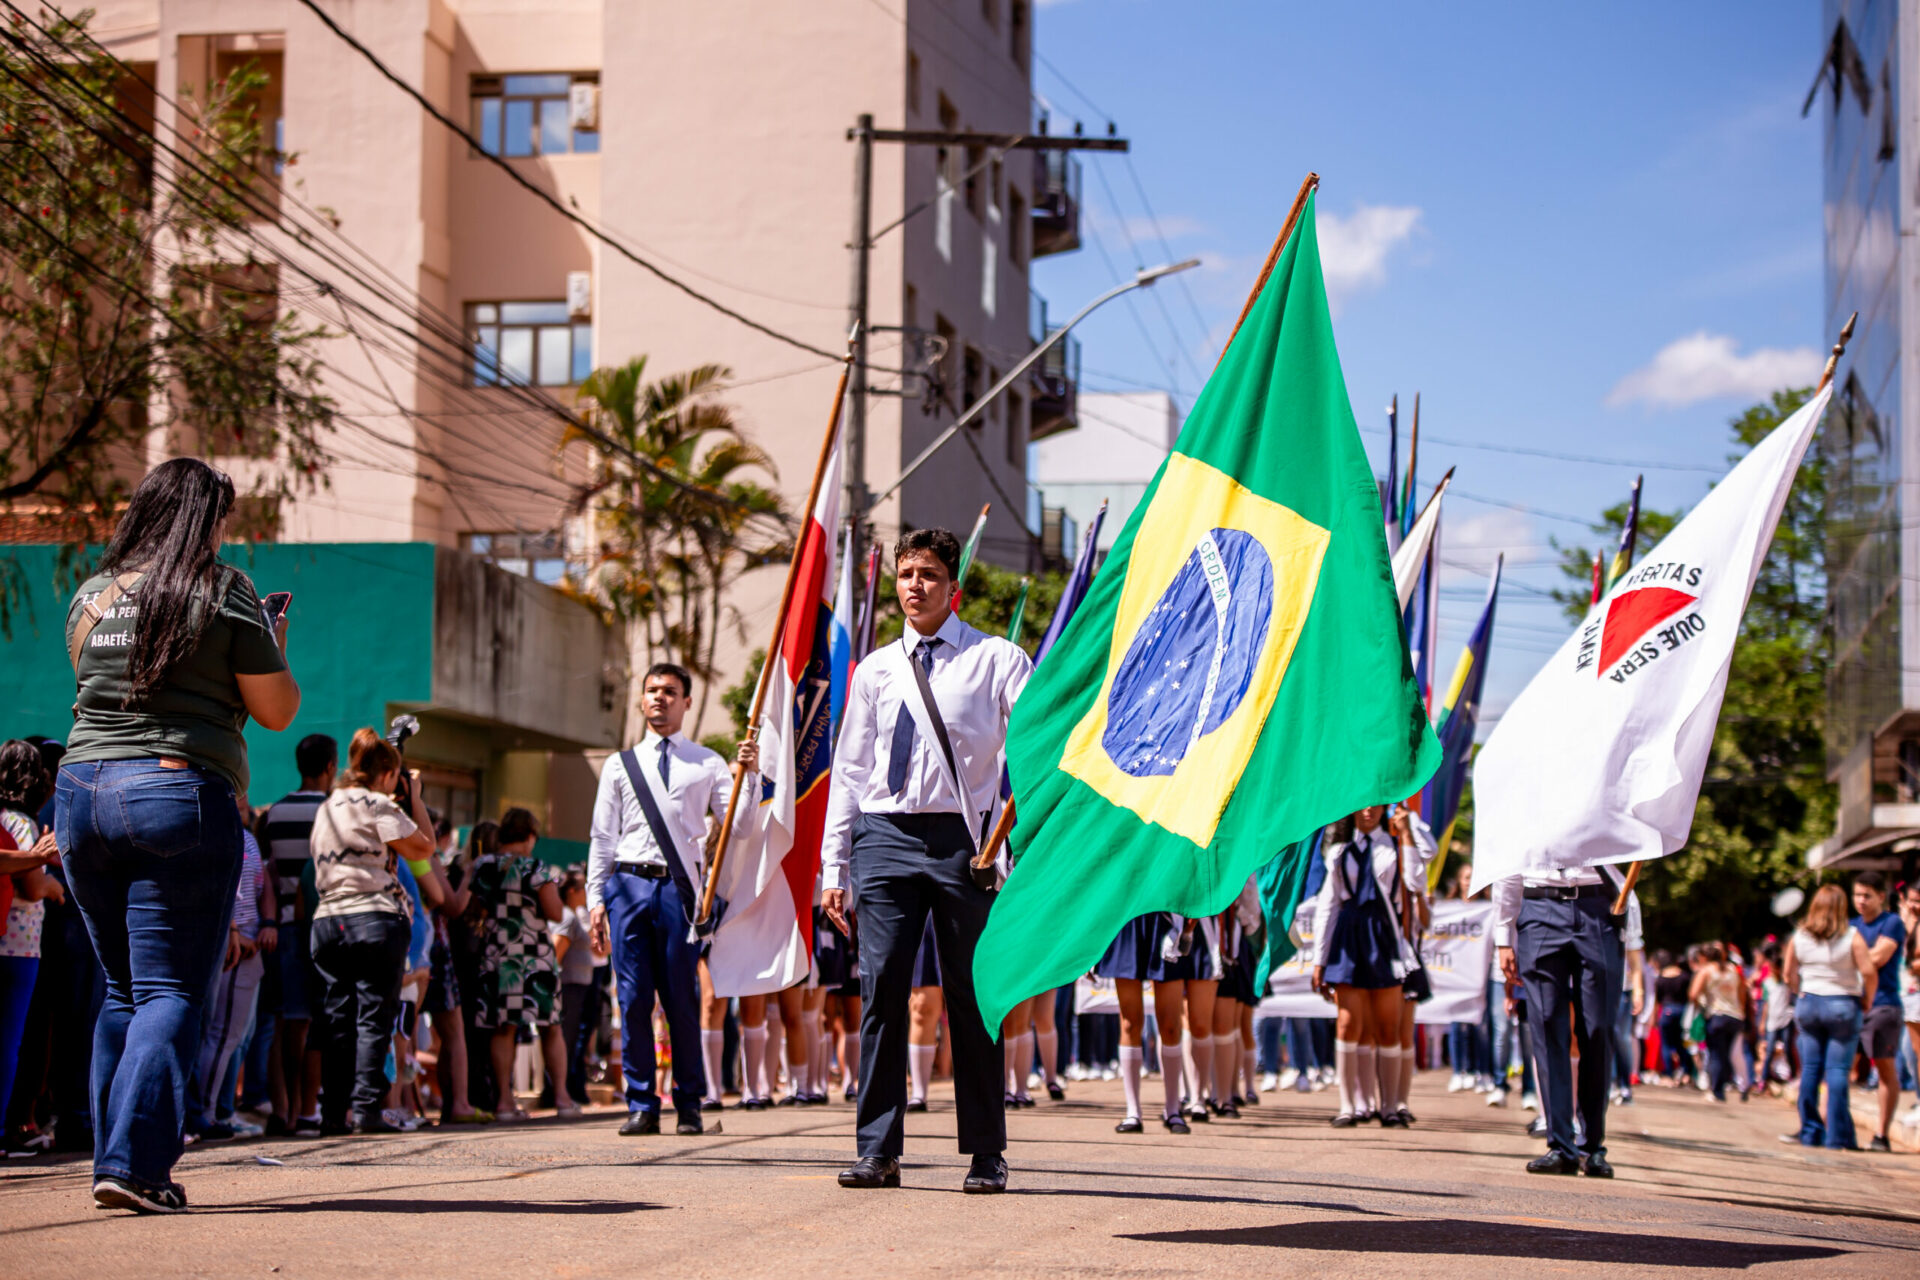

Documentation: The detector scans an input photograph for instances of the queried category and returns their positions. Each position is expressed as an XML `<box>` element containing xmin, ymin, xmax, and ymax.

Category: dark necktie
<box><xmin>656</xmin><ymin>738</ymin><xmax>672</xmax><ymax>789</ymax></box>
<box><xmin>887</xmin><ymin>636</ymin><xmax>941</xmax><ymax>796</ymax></box>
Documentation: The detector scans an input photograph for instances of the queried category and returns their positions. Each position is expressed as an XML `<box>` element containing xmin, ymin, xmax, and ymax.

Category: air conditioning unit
<box><xmin>567</xmin><ymin>271</ymin><xmax>592</xmax><ymax>318</ymax></box>
<box><xmin>569</xmin><ymin>82</ymin><xmax>599</xmax><ymax>131</ymax></box>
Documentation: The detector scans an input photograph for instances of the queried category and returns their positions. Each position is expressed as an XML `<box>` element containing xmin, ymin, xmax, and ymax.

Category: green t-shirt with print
<box><xmin>64</xmin><ymin>566</ymin><xmax>289</xmax><ymax>795</ymax></box>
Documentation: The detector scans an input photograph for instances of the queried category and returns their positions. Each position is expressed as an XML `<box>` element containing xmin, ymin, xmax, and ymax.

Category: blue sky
<box><xmin>1026</xmin><ymin>0</ymin><xmax>1825</xmax><ymax>723</ymax></box>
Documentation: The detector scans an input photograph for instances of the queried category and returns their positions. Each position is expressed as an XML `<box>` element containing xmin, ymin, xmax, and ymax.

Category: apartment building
<box><xmin>0</xmin><ymin>0</ymin><xmax>1084</xmax><ymax>837</ymax></box>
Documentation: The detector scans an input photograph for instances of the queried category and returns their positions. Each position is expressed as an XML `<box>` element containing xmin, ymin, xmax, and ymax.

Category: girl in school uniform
<box><xmin>1309</xmin><ymin>805</ymin><xmax>1426</xmax><ymax>1128</ymax></box>
<box><xmin>1096</xmin><ymin>912</ymin><xmax>1220</xmax><ymax>1133</ymax></box>
<box><xmin>1206</xmin><ymin>878</ymin><xmax>1264</xmax><ymax>1117</ymax></box>
<box><xmin>1387</xmin><ymin>807</ymin><xmax>1438</xmax><ymax>1125</ymax></box>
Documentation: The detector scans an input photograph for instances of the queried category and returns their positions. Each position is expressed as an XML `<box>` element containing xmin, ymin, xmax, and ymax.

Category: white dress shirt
<box><xmin>1491</xmin><ymin>864</ymin><xmax>1643</xmax><ymax>951</ymax></box>
<box><xmin>586</xmin><ymin>730</ymin><xmax>736</xmax><ymax>911</ymax></box>
<box><xmin>819</xmin><ymin>611</ymin><xmax>1032</xmax><ymax>892</ymax></box>
<box><xmin>1308</xmin><ymin>822</ymin><xmax>1436</xmax><ymax>972</ymax></box>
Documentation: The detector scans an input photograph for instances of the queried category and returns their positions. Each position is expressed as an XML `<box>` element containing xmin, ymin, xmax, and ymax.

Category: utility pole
<box><xmin>846</xmin><ymin>114</ymin><xmax>875</xmax><ymax>537</ymax></box>
<box><xmin>842</xmin><ymin>120</ymin><xmax>1128</xmax><ymax>571</ymax></box>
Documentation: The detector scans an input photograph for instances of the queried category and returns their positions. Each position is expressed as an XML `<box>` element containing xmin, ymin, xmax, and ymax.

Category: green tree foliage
<box><xmin>569</xmin><ymin>357</ymin><xmax>788</xmax><ymax>731</ymax></box>
<box><xmin>1552</xmin><ymin>389</ymin><xmax>1831</xmax><ymax>950</ymax></box>
<box><xmin>0</xmin><ymin>12</ymin><xmax>334</xmax><ymax>623</ymax></box>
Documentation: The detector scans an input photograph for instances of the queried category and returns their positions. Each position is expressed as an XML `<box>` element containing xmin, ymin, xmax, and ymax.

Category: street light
<box><xmin>873</xmin><ymin>258</ymin><xmax>1202</xmax><ymax>505</ymax></box>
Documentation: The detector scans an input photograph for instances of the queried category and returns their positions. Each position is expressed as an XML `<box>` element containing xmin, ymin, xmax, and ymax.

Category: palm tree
<box><xmin>569</xmin><ymin>357</ymin><xmax>788</xmax><ymax>731</ymax></box>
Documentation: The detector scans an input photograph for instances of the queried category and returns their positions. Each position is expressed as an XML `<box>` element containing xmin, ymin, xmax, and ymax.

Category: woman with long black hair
<box><xmin>57</xmin><ymin>459</ymin><xmax>300</xmax><ymax>1213</ymax></box>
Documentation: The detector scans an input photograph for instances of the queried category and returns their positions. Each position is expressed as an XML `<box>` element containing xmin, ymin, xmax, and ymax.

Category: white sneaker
<box><xmin>1261</xmin><ymin>1072</ymin><xmax>1281</xmax><ymax>1093</ymax></box>
<box><xmin>1447</xmin><ymin>1073</ymin><xmax>1467</xmax><ymax>1093</ymax></box>
<box><xmin>1485</xmin><ymin>1089</ymin><xmax>1507</xmax><ymax>1108</ymax></box>
<box><xmin>1101</xmin><ymin>1067</ymin><xmax>1118</xmax><ymax>1081</ymax></box>
<box><xmin>227</xmin><ymin>1119</ymin><xmax>265</xmax><ymax>1139</ymax></box>
<box><xmin>1277</xmin><ymin>1068</ymin><xmax>1299</xmax><ymax>1091</ymax></box>
<box><xmin>1309</xmin><ymin>1074</ymin><xmax>1328</xmax><ymax>1092</ymax></box>
<box><xmin>1521</xmin><ymin>1091</ymin><xmax>1538</xmax><ymax>1112</ymax></box>
<box><xmin>1477</xmin><ymin>1074</ymin><xmax>1496</xmax><ymax>1093</ymax></box>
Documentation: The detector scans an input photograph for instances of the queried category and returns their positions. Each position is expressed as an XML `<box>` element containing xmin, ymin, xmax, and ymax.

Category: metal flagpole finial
<box><xmin>1817</xmin><ymin>312</ymin><xmax>1857</xmax><ymax>393</ymax></box>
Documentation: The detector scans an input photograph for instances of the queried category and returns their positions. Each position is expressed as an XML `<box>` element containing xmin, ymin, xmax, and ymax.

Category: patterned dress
<box><xmin>470</xmin><ymin>852</ymin><xmax>560</xmax><ymax>1029</ymax></box>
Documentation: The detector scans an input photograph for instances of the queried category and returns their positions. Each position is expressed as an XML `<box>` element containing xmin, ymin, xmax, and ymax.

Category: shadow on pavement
<box><xmin>1119</xmin><ymin>1218</ymin><xmax>1849</xmax><ymax>1266</ymax></box>
<box><xmin>210</xmin><ymin>1198</ymin><xmax>663</xmax><ymax>1215</ymax></box>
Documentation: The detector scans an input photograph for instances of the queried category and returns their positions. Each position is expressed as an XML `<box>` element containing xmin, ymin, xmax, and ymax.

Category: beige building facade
<box><xmin>87</xmin><ymin>0</ymin><xmax>1080</xmax><ymax>739</ymax></box>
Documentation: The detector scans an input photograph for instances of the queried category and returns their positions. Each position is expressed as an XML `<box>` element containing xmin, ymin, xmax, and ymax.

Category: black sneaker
<box><xmin>198</xmin><ymin>1121</ymin><xmax>237</xmax><ymax>1142</ymax></box>
<box><xmin>292</xmin><ymin>1117</ymin><xmax>324</xmax><ymax>1138</ymax></box>
<box><xmin>1870</xmin><ymin>1135</ymin><xmax>1892</xmax><ymax>1153</ymax></box>
<box><xmin>94</xmin><ymin>1177</ymin><xmax>187</xmax><ymax>1214</ymax></box>
<box><xmin>352</xmin><ymin>1114</ymin><xmax>404</xmax><ymax>1135</ymax></box>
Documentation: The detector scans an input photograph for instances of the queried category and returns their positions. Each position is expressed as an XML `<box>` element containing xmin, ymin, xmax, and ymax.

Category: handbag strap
<box><xmin>904</xmin><ymin>639</ymin><xmax>979</xmax><ymax>853</ymax></box>
<box><xmin>68</xmin><ymin>571</ymin><xmax>143</xmax><ymax>671</ymax></box>
<box><xmin>617</xmin><ymin>748</ymin><xmax>702</xmax><ymax>924</ymax></box>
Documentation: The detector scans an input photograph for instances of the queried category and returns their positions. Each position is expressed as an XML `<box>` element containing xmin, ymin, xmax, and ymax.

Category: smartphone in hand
<box><xmin>260</xmin><ymin>591</ymin><xmax>293</xmax><ymax>630</ymax></box>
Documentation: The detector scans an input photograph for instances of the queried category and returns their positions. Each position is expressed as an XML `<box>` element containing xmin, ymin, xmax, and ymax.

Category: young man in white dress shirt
<box><xmin>821</xmin><ymin>529</ymin><xmax>1031</xmax><ymax>1194</ymax></box>
<box><xmin>1492</xmin><ymin>861</ymin><xmax>1641</xmax><ymax>1178</ymax></box>
<box><xmin>588</xmin><ymin>662</ymin><xmax>757</xmax><ymax>1136</ymax></box>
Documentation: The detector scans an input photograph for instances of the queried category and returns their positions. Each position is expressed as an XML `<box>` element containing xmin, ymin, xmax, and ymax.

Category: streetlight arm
<box><xmin>874</xmin><ymin>260</ymin><xmax>1198</xmax><ymax>507</ymax></box>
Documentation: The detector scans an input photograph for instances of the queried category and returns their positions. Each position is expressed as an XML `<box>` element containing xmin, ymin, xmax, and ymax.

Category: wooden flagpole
<box><xmin>1215</xmin><ymin>172</ymin><xmax>1319</xmax><ymax>367</ymax></box>
<box><xmin>1609</xmin><ymin>311</ymin><xmax>1855</xmax><ymax>917</ymax></box>
<box><xmin>698</xmin><ymin>328</ymin><xmax>857</xmax><ymax>925</ymax></box>
<box><xmin>972</xmin><ymin>183</ymin><xmax>1322</xmax><ymax>881</ymax></box>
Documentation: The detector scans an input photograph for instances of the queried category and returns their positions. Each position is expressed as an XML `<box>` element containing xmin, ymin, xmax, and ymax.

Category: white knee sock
<box><xmin>1035</xmin><ymin>1030</ymin><xmax>1059</xmax><ymax>1086</ymax></box>
<box><xmin>1119</xmin><ymin>1044</ymin><xmax>1143</xmax><ymax>1120</ymax></box>
<box><xmin>800</xmin><ymin>1011</ymin><xmax>823</xmax><ymax>1096</ymax></box>
<box><xmin>1335</xmin><ymin>1040</ymin><xmax>1361</xmax><ymax>1116</ymax></box>
<box><xmin>1376</xmin><ymin>1045</ymin><xmax>1403</xmax><ymax>1114</ymax></box>
<box><xmin>817</xmin><ymin>1028</ymin><xmax>833</xmax><ymax>1095</ymax></box>
<box><xmin>700</xmin><ymin>1029</ymin><xmax>724</xmax><ymax>1102</ymax></box>
<box><xmin>1160</xmin><ymin>1042</ymin><xmax>1185</xmax><ymax>1119</ymax></box>
<box><xmin>1244</xmin><ymin>1046</ymin><xmax>1260</xmax><ymax>1099</ymax></box>
<box><xmin>742</xmin><ymin>1025</ymin><xmax>769</xmax><ymax>1101</ymax></box>
<box><xmin>1356</xmin><ymin>1045</ymin><xmax>1379</xmax><ymax>1114</ymax></box>
<box><xmin>1011</xmin><ymin>1031</ymin><xmax>1034</xmax><ymax>1099</ymax></box>
<box><xmin>766</xmin><ymin>1014</ymin><xmax>785</xmax><ymax>1091</ymax></box>
<box><xmin>1189</xmin><ymin>1032</ymin><xmax>1213</xmax><ymax>1107</ymax></box>
<box><xmin>1212</xmin><ymin>1034</ymin><xmax>1238</xmax><ymax>1104</ymax></box>
<box><xmin>1399</xmin><ymin>1043</ymin><xmax>1415</xmax><ymax>1111</ymax></box>
<box><xmin>909</xmin><ymin>1043</ymin><xmax>935</xmax><ymax>1104</ymax></box>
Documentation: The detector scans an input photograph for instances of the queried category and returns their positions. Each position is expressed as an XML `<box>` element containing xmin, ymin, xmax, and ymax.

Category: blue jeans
<box><xmin>1796</xmin><ymin>994</ymin><xmax>1861</xmax><ymax>1148</ymax></box>
<box><xmin>1285</xmin><ymin>1018</ymin><xmax>1322</xmax><ymax>1073</ymax></box>
<box><xmin>57</xmin><ymin>760</ymin><xmax>242</xmax><ymax>1194</ymax></box>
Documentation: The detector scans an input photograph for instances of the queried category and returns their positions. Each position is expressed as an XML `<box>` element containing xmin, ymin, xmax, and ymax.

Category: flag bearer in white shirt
<box><xmin>821</xmin><ymin>530</ymin><xmax>1031</xmax><ymax>1195</ymax></box>
<box><xmin>588</xmin><ymin>662</ymin><xmax>757</xmax><ymax>1137</ymax></box>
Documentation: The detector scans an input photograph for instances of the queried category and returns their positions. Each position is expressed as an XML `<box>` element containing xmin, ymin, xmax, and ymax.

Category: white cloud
<box><xmin>1315</xmin><ymin>204</ymin><xmax>1422</xmax><ymax>307</ymax></box>
<box><xmin>1607</xmin><ymin>332</ymin><xmax>1823</xmax><ymax>409</ymax></box>
<box><xmin>1438</xmin><ymin>509</ymin><xmax>1533</xmax><ymax>589</ymax></box>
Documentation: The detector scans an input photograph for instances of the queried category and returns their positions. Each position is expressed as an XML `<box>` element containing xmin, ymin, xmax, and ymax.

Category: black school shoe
<box><xmin>1162</xmin><ymin>1113</ymin><xmax>1191</xmax><ymax>1134</ymax></box>
<box><xmin>1580</xmin><ymin>1153</ymin><xmax>1615</xmax><ymax>1178</ymax></box>
<box><xmin>1527</xmin><ymin>1150</ymin><xmax>1581</xmax><ymax>1175</ymax></box>
<box><xmin>963</xmin><ymin>1153</ymin><xmax>1008</xmax><ymax>1194</ymax></box>
<box><xmin>905</xmin><ymin>1099</ymin><xmax>929</xmax><ymax>1113</ymax></box>
<box><xmin>619</xmin><ymin>1112</ymin><xmax>660</xmax><ymax>1136</ymax></box>
<box><xmin>838</xmin><ymin>1155</ymin><xmax>901</xmax><ymax>1188</ymax></box>
<box><xmin>1115</xmin><ymin>1116</ymin><xmax>1143</xmax><ymax>1133</ymax></box>
<box><xmin>676</xmin><ymin>1115</ymin><xmax>718</xmax><ymax>1136</ymax></box>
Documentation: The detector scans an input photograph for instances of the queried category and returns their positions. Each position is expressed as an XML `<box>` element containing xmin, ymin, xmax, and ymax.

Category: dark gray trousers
<box><xmin>853</xmin><ymin>812</ymin><xmax>1004</xmax><ymax>1158</ymax></box>
<box><xmin>1516</xmin><ymin>892</ymin><xmax>1624</xmax><ymax>1160</ymax></box>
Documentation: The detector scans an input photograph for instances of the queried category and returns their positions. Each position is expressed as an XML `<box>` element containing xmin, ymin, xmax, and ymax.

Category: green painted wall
<box><xmin>0</xmin><ymin>542</ymin><xmax>436</xmax><ymax>805</ymax></box>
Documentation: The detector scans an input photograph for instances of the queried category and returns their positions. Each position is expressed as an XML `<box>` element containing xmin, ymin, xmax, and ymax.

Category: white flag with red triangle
<box><xmin>1471</xmin><ymin>384</ymin><xmax>1832</xmax><ymax>881</ymax></box>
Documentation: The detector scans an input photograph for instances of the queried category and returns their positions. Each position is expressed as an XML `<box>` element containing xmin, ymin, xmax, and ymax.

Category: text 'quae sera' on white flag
<box><xmin>1471</xmin><ymin>384</ymin><xmax>1832</xmax><ymax>882</ymax></box>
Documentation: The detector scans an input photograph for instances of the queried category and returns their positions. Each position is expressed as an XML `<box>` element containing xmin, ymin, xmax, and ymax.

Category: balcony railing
<box><xmin>1028</xmin><ymin>291</ymin><xmax>1079</xmax><ymax>440</ymax></box>
<box><xmin>1031</xmin><ymin>149</ymin><xmax>1081</xmax><ymax>257</ymax></box>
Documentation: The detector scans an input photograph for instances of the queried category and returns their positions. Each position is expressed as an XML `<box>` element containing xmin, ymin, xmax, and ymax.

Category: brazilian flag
<box><xmin>974</xmin><ymin>193</ymin><xmax>1441</xmax><ymax>1030</ymax></box>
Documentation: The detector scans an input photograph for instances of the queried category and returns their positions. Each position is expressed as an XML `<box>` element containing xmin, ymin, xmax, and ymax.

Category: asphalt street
<box><xmin>5</xmin><ymin>1074</ymin><xmax>1917</xmax><ymax>1277</ymax></box>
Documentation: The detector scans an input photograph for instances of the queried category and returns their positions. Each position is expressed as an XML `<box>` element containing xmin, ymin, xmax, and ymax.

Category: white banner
<box><xmin>1256</xmin><ymin>899</ymin><xmax>1493</xmax><ymax>1025</ymax></box>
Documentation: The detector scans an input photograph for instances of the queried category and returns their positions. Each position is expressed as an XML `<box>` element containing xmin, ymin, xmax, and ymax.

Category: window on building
<box><xmin>904</xmin><ymin>283</ymin><xmax>918</xmax><ymax>329</ymax></box>
<box><xmin>174</xmin><ymin>262</ymin><xmax>281</xmax><ymax>456</ymax></box>
<box><xmin>965</xmin><ymin>142</ymin><xmax>985</xmax><ymax>219</ymax></box>
<box><xmin>1008</xmin><ymin>188</ymin><xmax>1026</xmax><ymax>265</ymax></box>
<box><xmin>907</xmin><ymin>51</ymin><xmax>922</xmax><ymax>115</ymax></box>
<box><xmin>472</xmin><ymin>73</ymin><xmax>601</xmax><ymax>157</ymax></box>
<box><xmin>1006</xmin><ymin>389</ymin><xmax>1025</xmax><ymax>465</ymax></box>
<box><xmin>1011</xmin><ymin>0</ymin><xmax>1028</xmax><ymax>63</ymax></box>
<box><xmin>934</xmin><ymin>312</ymin><xmax>957</xmax><ymax>406</ymax></box>
<box><xmin>464</xmin><ymin>530</ymin><xmax>571</xmax><ymax>585</ymax></box>
<box><xmin>178</xmin><ymin>34</ymin><xmax>284</xmax><ymax>215</ymax></box>
<box><xmin>986</xmin><ymin>367</ymin><xmax>1001</xmax><ymax>422</ymax></box>
<box><xmin>469</xmin><ymin>300</ymin><xmax>592</xmax><ymax>387</ymax></box>
<box><xmin>962</xmin><ymin>345</ymin><xmax>984</xmax><ymax>413</ymax></box>
<box><xmin>982</xmin><ymin>0</ymin><xmax>999</xmax><ymax>29</ymax></box>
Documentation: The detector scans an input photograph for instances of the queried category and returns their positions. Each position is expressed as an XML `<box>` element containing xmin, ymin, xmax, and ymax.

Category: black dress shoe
<box><xmin>1396</xmin><ymin>1107</ymin><xmax>1416</xmax><ymax>1125</ymax></box>
<box><xmin>777</xmin><ymin>1094</ymin><xmax>803</xmax><ymax>1107</ymax></box>
<box><xmin>1527</xmin><ymin>1150</ymin><xmax>1581</xmax><ymax>1175</ymax></box>
<box><xmin>963</xmin><ymin>1153</ymin><xmax>1007</xmax><ymax>1194</ymax></box>
<box><xmin>1047</xmin><ymin>1082</ymin><xmax>1065</xmax><ymax>1102</ymax></box>
<box><xmin>619</xmin><ymin>1112</ymin><xmax>660</xmax><ymax>1136</ymax></box>
<box><xmin>838</xmin><ymin>1155</ymin><xmax>901</xmax><ymax>1188</ymax></box>
<box><xmin>1185</xmin><ymin>1105</ymin><xmax>1210</xmax><ymax>1123</ymax></box>
<box><xmin>1580</xmin><ymin>1153</ymin><xmax>1615</xmax><ymax>1178</ymax></box>
<box><xmin>1378</xmin><ymin>1111</ymin><xmax>1407</xmax><ymax>1129</ymax></box>
<box><xmin>1214</xmin><ymin>1101</ymin><xmax>1241</xmax><ymax>1119</ymax></box>
<box><xmin>700</xmin><ymin>1099</ymin><xmax>723</xmax><ymax>1113</ymax></box>
<box><xmin>676</xmin><ymin>1116</ymin><xmax>717</xmax><ymax>1136</ymax></box>
<box><xmin>1114</xmin><ymin>1117</ymin><xmax>1143</xmax><ymax>1133</ymax></box>
<box><xmin>740</xmin><ymin>1098</ymin><xmax>769</xmax><ymax>1112</ymax></box>
<box><xmin>1162</xmin><ymin>1114</ymin><xmax>1191</xmax><ymax>1134</ymax></box>
<box><xmin>1329</xmin><ymin>1113</ymin><xmax>1359</xmax><ymax>1128</ymax></box>
<box><xmin>905</xmin><ymin>1099</ymin><xmax>928</xmax><ymax>1113</ymax></box>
